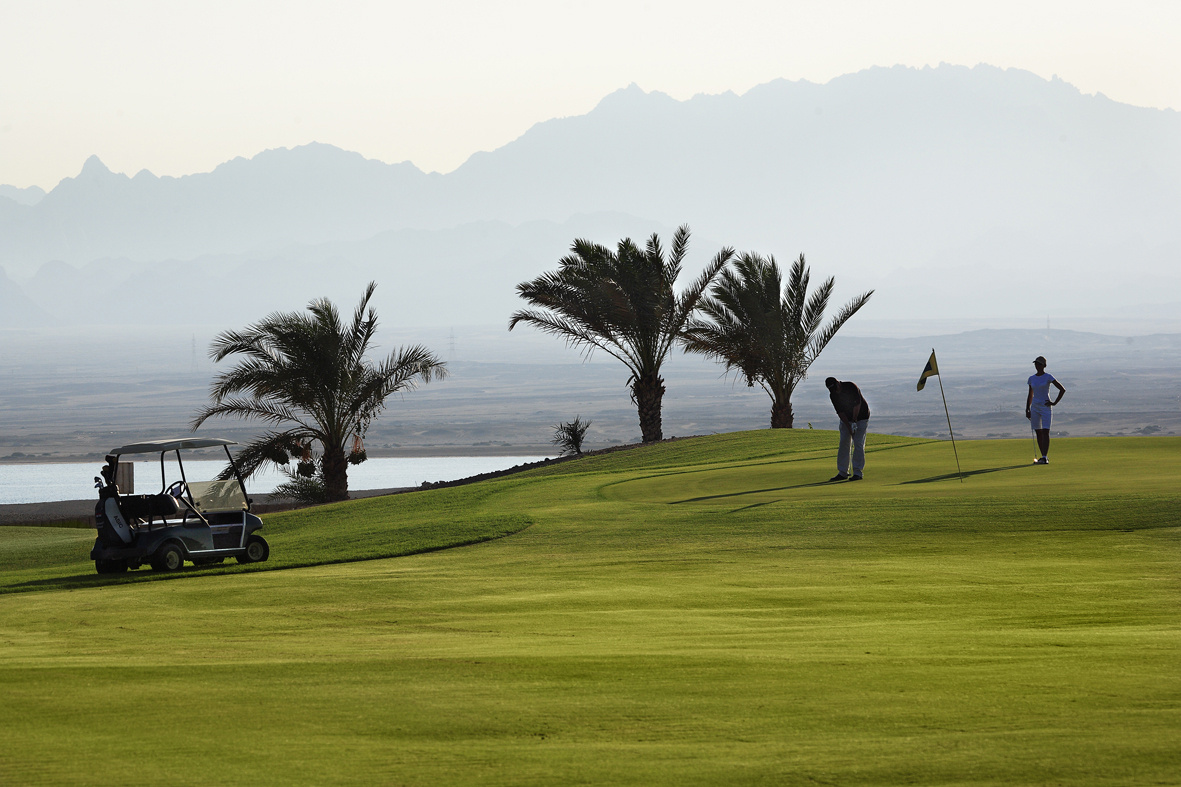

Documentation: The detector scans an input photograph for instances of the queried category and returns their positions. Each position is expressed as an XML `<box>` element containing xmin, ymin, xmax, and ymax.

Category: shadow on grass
<box><xmin>3</xmin><ymin>562</ymin><xmax>242</xmax><ymax>593</ymax></box>
<box><xmin>899</xmin><ymin>464</ymin><xmax>1033</xmax><ymax>485</ymax></box>
<box><xmin>1</xmin><ymin>527</ymin><xmax>533</xmax><ymax>596</ymax></box>
<box><xmin>672</xmin><ymin>462</ymin><xmax>1036</xmax><ymax>508</ymax></box>
<box><xmin>671</xmin><ymin>479</ymin><xmax>837</xmax><ymax>505</ymax></box>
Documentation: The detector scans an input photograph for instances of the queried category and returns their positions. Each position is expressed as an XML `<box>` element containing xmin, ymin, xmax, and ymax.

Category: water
<box><xmin>0</xmin><ymin>456</ymin><xmax>549</xmax><ymax>506</ymax></box>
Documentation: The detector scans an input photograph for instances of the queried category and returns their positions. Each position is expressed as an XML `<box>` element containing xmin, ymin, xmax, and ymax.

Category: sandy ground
<box><xmin>0</xmin><ymin>499</ymin><xmax>98</xmax><ymax>526</ymax></box>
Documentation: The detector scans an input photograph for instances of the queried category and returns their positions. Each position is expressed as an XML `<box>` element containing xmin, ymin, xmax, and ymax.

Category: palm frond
<box><xmin>799</xmin><ymin>276</ymin><xmax>835</xmax><ymax>338</ymax></box>
<box><xmin>341</xmin><ymin>280</ymin><xmax>379</xmax><ymax>370</ymax></box>
<box><xmin>806</xmin><ymin>289</ymin><xmax>875</xmax><ymax>363</ymax></box>
<box><xmin>191</xmin><ymin>397</ymin><xmax>309</xmax><ymax>431</ymax></box>
<box><xmin>668</xmin><ymin>224</ymin><xmax>691</xmax><ymax>269</ymax></box>
<box><xmin>670</xmin><ymin>244</ymin><xmax>735</xmax><ymax>337</ymax></box>
<box><xmin>217</xmin><ymin>429</ymin><xmax>313</xmax><ymax>481</ymax></box>
<box><xmin>509</xmin><ymin>308</ymin><xmax>637</xmax><ymax>370</ymax></box>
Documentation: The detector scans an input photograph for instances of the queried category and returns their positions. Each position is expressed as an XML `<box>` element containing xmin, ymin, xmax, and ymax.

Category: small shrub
<box><xmin>271</xmin><ymin>467</ymin><xmax>330</xmax><ymax>505</ymax></box>
<box><xmin>552</xmin><ymin>416</ymin><xmax>592</xmax><ymax>457</ymax></box>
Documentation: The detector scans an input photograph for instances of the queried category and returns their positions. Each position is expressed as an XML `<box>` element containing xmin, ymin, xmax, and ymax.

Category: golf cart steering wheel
<box><xmin>166</xmin><ymin>481</ymin><xmax>188</xmax><ymax>498</ymax></box>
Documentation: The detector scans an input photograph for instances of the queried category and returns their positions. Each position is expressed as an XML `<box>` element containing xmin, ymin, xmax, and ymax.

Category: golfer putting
<box><xmin>1026</xmin><ymin>355</ymin><xmax>1066</xmax><ymax>464</ymax></box>
<box><xmin>825</xmin><ymin>377</ymin><xmax>870</xmax><ymax>481</ymax></box>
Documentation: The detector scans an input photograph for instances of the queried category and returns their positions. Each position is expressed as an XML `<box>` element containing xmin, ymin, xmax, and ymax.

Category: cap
<box><xmin>1033</xmin><ymin>356</ymin><xmax>1047</xmax><ymax>365</ymax></box>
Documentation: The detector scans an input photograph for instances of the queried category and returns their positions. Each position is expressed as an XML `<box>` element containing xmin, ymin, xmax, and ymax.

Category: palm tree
<box><xmin>510</xmin><ymin>225</ymin><xmax>734</xmax><ymax>443</ymax></box>
<box><xmin>683</xmin><ymin>253</ymin><xmax>873</xmax><ymax>429</ymax></box>
<box><xmin>191</xmin><ymin>282</ymin><xmax>447</xmax><ymax>502</ymax></box>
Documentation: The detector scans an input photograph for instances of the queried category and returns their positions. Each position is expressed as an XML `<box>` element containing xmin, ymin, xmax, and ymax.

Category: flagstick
<box><xmin>932</xmin><ymin>349</ymin><xmax>964</xmax><ymax>482</ymax></box>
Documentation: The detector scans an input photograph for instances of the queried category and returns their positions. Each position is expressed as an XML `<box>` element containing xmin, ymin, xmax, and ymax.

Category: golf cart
<box><xmin>90</xmin><ymin>438</ymin><xmax>269</xmax><ymax>574</ymax></box>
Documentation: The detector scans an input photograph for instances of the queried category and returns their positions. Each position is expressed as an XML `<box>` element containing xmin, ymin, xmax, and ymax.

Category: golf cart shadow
<box><xmin>899</xmin><ymin>464</ymin><xmax>1033</xmax><ymax>484</ymax></box>
<box><xmin>10</xmin><ymin>561</ymin><xmax>242</xmax><ymax>593</ymax></box>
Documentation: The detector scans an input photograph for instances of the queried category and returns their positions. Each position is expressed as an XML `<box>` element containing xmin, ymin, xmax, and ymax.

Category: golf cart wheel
<box><xmin>237</xmin><ymin>535</ymin><xmax>270</xmax><ymax>564</ymax></box>
<box><xmin>150</xmin><ymin>542</ymin><xmax>185</xmax><ymax>572</ymax></box>
<box><xmin>95</xmin><ymin>559</ymin><xmax>128</xmax><ymax>574</ymax></box>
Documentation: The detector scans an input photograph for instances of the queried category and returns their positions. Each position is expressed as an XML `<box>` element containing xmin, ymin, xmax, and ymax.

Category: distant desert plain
<box><xmin>2</xmin><ymin>323</ymin><xmax>1177</xmax><ymax>464</ymax></box>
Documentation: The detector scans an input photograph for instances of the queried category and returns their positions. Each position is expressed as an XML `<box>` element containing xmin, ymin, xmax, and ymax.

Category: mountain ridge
<box><xmin>1</xmin><ymin>63</ymin><xmax>1178</xmax><ymax>328</ymax></box>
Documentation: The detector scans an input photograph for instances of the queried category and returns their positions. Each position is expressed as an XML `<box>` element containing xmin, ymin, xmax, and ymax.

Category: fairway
<box><xmin>1</xmin><ymin>431</ymin><xmax>1178</xmax><ymax>785</ymax></box>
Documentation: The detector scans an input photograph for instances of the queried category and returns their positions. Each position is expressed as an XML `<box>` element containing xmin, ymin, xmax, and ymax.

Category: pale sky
<box><xmin>2</xmin><ymin>0</ymin><xmax>1179</xmax><ymax>190</ymax></box>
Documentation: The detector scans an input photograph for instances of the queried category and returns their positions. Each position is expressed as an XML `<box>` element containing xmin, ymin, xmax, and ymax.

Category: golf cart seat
<box><xmin>116</xmin><ymin>493</ymin><xmax>182</xmax><ymax>521</ymax></box>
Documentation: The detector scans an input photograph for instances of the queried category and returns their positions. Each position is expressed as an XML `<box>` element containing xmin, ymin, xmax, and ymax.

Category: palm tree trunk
<box><xmin>771</xmin><ymin>396</ymin><xmax>794</xmax><ymax>429</ymax></box>
<box><xmin>632</xmin><ymin>373</ymin><xmax>666</xmax><ymax>443</ymax></box>
<box><xmin>322</xmin><ymin>444</ymin><xmax>349</xmax><ymax>502</ymax></box>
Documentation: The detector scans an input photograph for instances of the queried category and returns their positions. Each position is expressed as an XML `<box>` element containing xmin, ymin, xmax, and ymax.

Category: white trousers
<box><xmin>1029</xmin><ymin>405</ymin><xmax>1052</xmax><ymax>431</ymax></box>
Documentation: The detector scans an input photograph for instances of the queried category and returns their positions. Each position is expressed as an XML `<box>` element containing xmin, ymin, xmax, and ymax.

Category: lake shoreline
<box><xmin>0</xmin><ymin>444</ymin><xmax>562</xmax><ymax>465</ymax></box>
<box><xmin>0</xmin><ymin>486</ymin><xmax>416</xmax><ymax>528</ymax></box>
<box><xmin>0</xmin><ymin>437</ymin><xmax>694</xmax><ymax>526</ymax></box>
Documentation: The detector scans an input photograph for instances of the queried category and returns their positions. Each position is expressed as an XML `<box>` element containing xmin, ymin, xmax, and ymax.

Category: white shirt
<box><xmin>1028</xmin><ymin>372</ymin><xmax>1056</xmax><ymax>408</ymax></box>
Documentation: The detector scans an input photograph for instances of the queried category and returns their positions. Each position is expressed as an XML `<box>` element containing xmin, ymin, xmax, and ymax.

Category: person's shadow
<box><xmin>667</xmin><ymin>464</ymin><xmax>1035</xmax><ymax>512</ymax></box>
<box><xmin>671</xmin><ymin>479</ymin><xmax>837</xmax><ymax>506</ymax></box>
<box><xmin>898</xmin><ymin>464</ymin><xmax>1032</xmax><ymax>485</ymax></box>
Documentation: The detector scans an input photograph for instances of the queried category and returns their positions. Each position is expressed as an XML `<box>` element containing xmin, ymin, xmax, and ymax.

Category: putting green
<box><xmin>0</xmin><ymin>431</ymin><xmax>1178</xmax><ymax>785</ymax></box>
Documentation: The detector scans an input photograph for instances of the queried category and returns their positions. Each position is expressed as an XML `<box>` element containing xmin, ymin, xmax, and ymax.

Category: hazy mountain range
<box><xmin>0</xmin><ymin>185</ymin><xmax>45</xmax><ymax>206</ymax></box>
<box><xmin>2</xmin><ymin>63</ymin><xmax>1179</xmax><ymax>329</ymax></box>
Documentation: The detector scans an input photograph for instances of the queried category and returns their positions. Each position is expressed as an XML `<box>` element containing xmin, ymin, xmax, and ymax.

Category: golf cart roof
<box><xmin>109</xmin><ymin>438</ymin><xmax>238</xmax><ymax>456</ymax></box>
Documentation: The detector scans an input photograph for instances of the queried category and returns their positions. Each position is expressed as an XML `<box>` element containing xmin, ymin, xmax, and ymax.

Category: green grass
<box><xmin>1</xmin><ymin>430</ymin><xmax>1178</xmax><ymax>785</ymax></box>
<box><xmin>0</xmin><ymin>483</ymin><xmax>532</xmax><ymax>593</ymax></box>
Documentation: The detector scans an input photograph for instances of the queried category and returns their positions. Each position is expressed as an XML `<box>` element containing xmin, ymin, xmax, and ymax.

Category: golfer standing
<box><xmin>825</xmin><ymin>377</ymin><xmax>870</xmax><ymax>481</ymax></box>
<box><xmin>1026</xmin><ymin>355</ymin><xmax>1066</xmax><ymax>464</ymax></box>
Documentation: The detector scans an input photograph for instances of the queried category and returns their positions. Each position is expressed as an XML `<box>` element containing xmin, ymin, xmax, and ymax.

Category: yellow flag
<box><xmin>917</xmin><ymin>351</ymin><xmax>939</xmax><ymax>391</ymax></box>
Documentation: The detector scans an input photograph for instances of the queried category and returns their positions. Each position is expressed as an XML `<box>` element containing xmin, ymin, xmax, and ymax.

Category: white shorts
<box><xmin>1030</xmin><ymin>406</ymin><xmax>1052</xmax><ymax>431</ymax></box>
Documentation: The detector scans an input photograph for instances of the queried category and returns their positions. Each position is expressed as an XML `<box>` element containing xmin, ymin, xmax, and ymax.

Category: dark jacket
<box><xmin>829</xmin><ymin>381</ymin><xmax>870</xmax><ymax>421</ymax></box>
